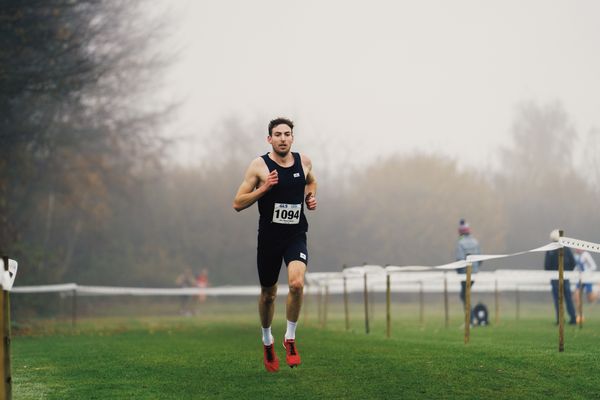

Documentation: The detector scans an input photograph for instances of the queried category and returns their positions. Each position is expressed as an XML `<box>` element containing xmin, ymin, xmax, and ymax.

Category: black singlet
<box><xmin>257</xmin><ymin>152</ymin><xmax>308</xmax><ymax>237</ymax></box>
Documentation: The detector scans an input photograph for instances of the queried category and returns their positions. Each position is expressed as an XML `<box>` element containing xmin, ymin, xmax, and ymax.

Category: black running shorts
<box><xmin>257</xmin><ymin>232</ymin><xmax>308</xmax><ymax>287</ymax></box>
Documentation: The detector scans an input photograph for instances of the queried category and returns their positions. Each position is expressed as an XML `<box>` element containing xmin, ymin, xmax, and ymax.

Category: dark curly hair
<box><xmin>268</xmin><ymin>117</ymin><xmax>294</xmax><ymax>136</ymax></box>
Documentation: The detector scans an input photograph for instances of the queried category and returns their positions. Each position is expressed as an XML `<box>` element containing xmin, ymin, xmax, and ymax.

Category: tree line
<box><xmin>124</xmin><ymin>101</ymin><xmax>600</xmax><ymax>286</ymax></box>
<box><xmin>1</xmin><ymin>0</ymin><xmax>172</xmax><ymax>289</ymax></box>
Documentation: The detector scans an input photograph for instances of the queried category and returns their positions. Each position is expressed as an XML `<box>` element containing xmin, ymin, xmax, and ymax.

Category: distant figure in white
<box><xmin>573</xmin><ymin>248</ymin><xmax>599</xmax><ymax>322</ymax></box>
<box><xmin>176</xmin><ymin>267</ymin><xmax>198</xmax><ymax>316</ymax></box>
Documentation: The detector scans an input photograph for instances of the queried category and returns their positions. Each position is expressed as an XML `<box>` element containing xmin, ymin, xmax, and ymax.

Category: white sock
<box><xmin>262</xmin><ymin>327</ymin><xmax>273</xmax><ymax>345</ymax></box>
<box><xmin>285</xmin><ymin>320</ymin><xmax>297</xmax><ymax>340</ymax></box>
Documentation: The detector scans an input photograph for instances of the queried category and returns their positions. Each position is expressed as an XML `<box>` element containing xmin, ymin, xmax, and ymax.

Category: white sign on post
<box><xmin>1</xmin><ymin>259</ymin><xmax>17</xmax><ymax>290</ymax></box>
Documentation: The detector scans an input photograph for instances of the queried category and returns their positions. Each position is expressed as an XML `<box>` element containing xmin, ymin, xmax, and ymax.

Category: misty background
<box><xmin>3</xmin><ymin>0</ymin><xmax>600</xmax><ymax>304</ymax></box>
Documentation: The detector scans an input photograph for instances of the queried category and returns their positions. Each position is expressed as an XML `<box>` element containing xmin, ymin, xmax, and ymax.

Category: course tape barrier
<box><xmin>333</xmin><ymin>239</ymin><xmax>587</xmax><ymax>279</ymax></box>
<box><xmin>10</xmin><ymin>285</ymin><xmax>261</xmax><ymax>296</ymax></box>
<box><xmin>559</xmin><ymin>236</ymin><xmax>600</xmax><ymax>253</ymax></box>
<box><xmin>9</xmin><ymin>233</ymin><xmax>600</xmax><ymax>296</ymax></box>
<box><xmin>9</xmin><ymin>270</ymin><xmax>600</xmax><ymax>296</ymax></box>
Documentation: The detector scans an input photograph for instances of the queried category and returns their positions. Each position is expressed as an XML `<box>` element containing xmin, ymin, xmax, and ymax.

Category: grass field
<box><xmin>9</xmin><ymin>298</ymin><xmax>600</xmax><ymax>399</ymax></box>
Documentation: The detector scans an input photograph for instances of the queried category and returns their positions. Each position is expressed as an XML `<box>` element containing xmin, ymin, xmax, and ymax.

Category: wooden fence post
<box><xmin>343</xmin><ymin>275</ymin><xmax>350</xmax><ymax>331</ymax></box>
<box><xmin>323</xmin><ymin>284</ymin><xmax>329</xmax><ymax>329</ymax></box>
<box><xmin>443</xmin><ymin>273</ymin><xmax>449</xmax><ymax>328</ymax></box>
<box><xmin>419</xmin><ymin>281</ymin><xmax>424</xmax><ymax>326</ymax></box>
<box><xmin>71</xmin><ymin>289</ymin><xmax>77</xmax><ymax>330</ymax></box>
<box><xmin>0</xmin><ymin>256</ymin><xmax>12</xmax><ymax>400</ymax></box>
<box><xmin>577</xmin><ymin>273</ymin><xmax>583</xmax><ymax>329</ymax></box>
<box><xmin>464</xmin><ymin>263</ymin><xmax>472</xmax><ymax>344</ymax></box>
<box><xmin>386</xmin><ymin>273</ymin><xmax>391</xmax><ymax>338</ymax></box>
<box><xmin>363</xmin><ymin>272</ymin><xmax>369</xmax><ymax>334</ymax></box>
<box><xmin>516</xmin><ymin>286</ymin><xmax>520</xmax><ymax>321</ymax></box>
<box><xmin>342</xmin><ymin>265</ymin><xmax>349</xmax><ymax>331</ymax></box>
<box><xmin>317</xmin><ymin>284</ymin><xmax>322</xmax><ymax>326</ymax></box>
<box><xmin>558</xmin><ymin>229</ymin><xmax>565</xmax><ymax>352</ymax></box>
<box><xmin>494</xmin><ymin>278</ymin><xmax>500</xmax><ymax>326</ymax></box>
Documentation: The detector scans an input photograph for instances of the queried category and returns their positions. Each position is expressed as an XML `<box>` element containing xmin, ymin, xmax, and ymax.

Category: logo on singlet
<box><xmin>293</xmin><ymin>173</ymin><xmax>300</xmax><ymax>178</ymax></box>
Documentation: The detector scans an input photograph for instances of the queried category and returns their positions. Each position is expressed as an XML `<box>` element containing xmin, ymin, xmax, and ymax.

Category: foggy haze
<box><xmin>161</xmin><ymin>0</ymin><xmax>600</xmax><ymax>175</ymax></box>
<box><xmin>5</xmin><ymin>0</ymin><xmax>600</xmax><ymax>291</ymax></box>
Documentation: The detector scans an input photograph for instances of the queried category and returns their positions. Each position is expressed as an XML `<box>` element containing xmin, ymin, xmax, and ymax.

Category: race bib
<box><xmin>272</xmin><ymin>203</ymin><xmax>301</xmax><ymax>224</ymax></box>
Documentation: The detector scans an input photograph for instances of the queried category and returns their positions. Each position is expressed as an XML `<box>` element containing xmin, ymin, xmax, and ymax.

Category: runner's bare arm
<box><xmin>302</xmin><ymin>154</ymin><xmax>317</xmax><ymax>211</ymax></box>
<box><xmin>233</xmin><ymin>159</ymin><xmax>278</xmax><ymax>212</ymax></box>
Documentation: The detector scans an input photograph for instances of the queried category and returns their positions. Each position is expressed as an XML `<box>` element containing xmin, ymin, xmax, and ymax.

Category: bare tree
<box><xmin>1</xmin><ymin>0</ymin><xmax>174</xmax><ymax>284</ymax></box>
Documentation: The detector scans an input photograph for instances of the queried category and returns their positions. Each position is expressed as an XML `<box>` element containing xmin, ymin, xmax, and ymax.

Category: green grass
<box><xmin>10</xmin><ymin>302</ymin><xmax>600</xmax><ymax>399</ymax></box>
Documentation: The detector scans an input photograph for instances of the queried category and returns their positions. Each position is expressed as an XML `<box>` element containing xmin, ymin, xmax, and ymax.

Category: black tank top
<box><xmin>258</xmin><ymin>152</ymin><xmax>308</xmax><ymax>236</ymax></box>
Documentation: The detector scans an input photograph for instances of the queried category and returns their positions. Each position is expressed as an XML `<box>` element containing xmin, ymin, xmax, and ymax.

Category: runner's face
<box><xmin>268</xmin><ymin>124</ymin><xmax>294</xmax><ymax>156</ymax></box>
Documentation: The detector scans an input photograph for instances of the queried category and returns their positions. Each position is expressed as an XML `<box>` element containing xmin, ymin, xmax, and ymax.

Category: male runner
<box><xmin>233</xmin><ymin>117</ymin><xmax>317</xmax><ymax>372</ymax></box>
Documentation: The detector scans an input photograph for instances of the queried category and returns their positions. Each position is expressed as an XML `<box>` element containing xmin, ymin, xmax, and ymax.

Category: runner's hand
<box><xmin>305</xmin><ymin>192</ymin><xmax>317</xmax><ymax>210</ymax></box>
<box><xmin>263</xmin><ymin>169</ymin><xmax>278</xmax><ymax>191</ymax></box>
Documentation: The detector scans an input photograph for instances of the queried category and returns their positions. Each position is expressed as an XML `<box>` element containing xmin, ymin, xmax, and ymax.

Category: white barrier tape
<box><xmin>465</xmin><ymin>242</ymin><xmax>562</xmax><ymax>264</ymax></box>
<box><xmin>309</xmin><ymin>271</ymin><xmax>599</xmax><ymax>295</ymax></box>
<box><xmin>559</xmin><ymin>237</ymin><xmax>600</xmax><ymax>253</ymax></box>
<box><xmin>433</xmin><ymin>260</ymin><xmax>468</xmax><ymax>271</ymax></box>
<box><xmin>342</xmin><ymin>265</ymin><xmax>385</xmax><ymax>276</ymax></box>
<box><xmin>528</xmin><ymin>242</ymin><xmax>564</xmax><ymax>253</ymax></box>
<box><xmin>304</xmin><ymin>279</ymin><xmax>586</xmax><ymax>295</ymax></box>
<box><xmin>364</xmin><ymin>270</ymin><xmax>589</xmax><ymax>284</ymax></box>
<box><xmin>77</xmin><ymin>285</ymin><xmax>261</xmax><ymax>296</ymax></box>
<box><xmin>11</xmin><ymin>233</ymin><xmax>600</xmax><ymax>295</ymax></box>
<box><xmin>10</xmin><ymin>284</ymin><xmax>261</xmax><ymax>296</ymax></box>
<box><xmin>309</xmin><ymin>268</ymin><xmax>593</xmax><ymax>290</ymax></box>
<box><xmin>306</xmin><ymin>272</ymin><xmax>344</xmax><ymax>283</ymax></box>
<box><xmin>1</xmin><ymin>259</ymin><xmax>18</xmax><ymax>290</ymax></box>
<box><xmin>11</xmin><ymin>283</ymin><xmax>77</xmax><ymax>293</ymax></box>
<box><xmin>385</xmin><ymin>266</ymin><xmax>435</xmax><ymax>272</ymax></box>
<box><xmin>338</xmin><ymin>241</ymin><xmax>567</xmax><ymax>278</ymax></box>
<box><xmin>494</xmin><ymin>269</ymin><xmax>586</xmax><ymax>281</ymax></box>
<box><xmin>11</xmin><ymin>270</ymin><xmax>600</xmax><ymax>296</ymax></box>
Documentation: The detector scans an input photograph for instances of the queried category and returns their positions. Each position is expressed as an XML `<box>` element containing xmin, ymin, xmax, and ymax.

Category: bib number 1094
<box><xmin>272</xmin><ymin>203</ymin><xmax>301</xmax><ymax>224</ymax></box>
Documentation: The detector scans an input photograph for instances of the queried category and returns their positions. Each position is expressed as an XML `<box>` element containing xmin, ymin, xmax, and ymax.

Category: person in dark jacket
<box><xmin>544</xmin><ymin>247</ymin><xmax>577</xmax><ymax>325</ymax></box>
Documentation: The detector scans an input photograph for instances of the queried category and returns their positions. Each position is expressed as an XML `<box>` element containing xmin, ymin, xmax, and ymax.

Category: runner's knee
<box><xmin>289</xmin><ymin>279</ymin><xmax>304</xmax><ymax>294</ymax></box>
<box><xmin>261</xmin><ymin>287</ymin><xmax>277</xmax><ymax>304</ymax></box>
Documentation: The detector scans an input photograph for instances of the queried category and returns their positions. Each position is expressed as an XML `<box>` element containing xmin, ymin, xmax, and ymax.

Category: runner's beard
<box><xmin>272</xmin><ymin>146</ymin><xmax>290</xmax><ymax>158</ymax></box>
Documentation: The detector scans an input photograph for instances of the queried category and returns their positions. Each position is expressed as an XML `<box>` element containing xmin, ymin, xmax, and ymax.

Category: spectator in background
<box><xmin>544</xmin><ymin>247</ymin><xmax>577</xmax><ymax>325</ymax></box>
<box><xmin>573</xmin><ymin>248</ymin><xmax>598</xmax><ymax>322</ymax></box>
<box><xmin>175</xmin><ymin>267</ymin><xmax>197</xmax><ymax>316</ymax></box>
<box><xmin>196</xmin><ymin>268</ymin><xmax>209</xmax><ymax>303</ymax></box>
<box><xmin>455</xmin><ymin>219</ymin><xmax>481</xmax><ymax>316</ymax></box>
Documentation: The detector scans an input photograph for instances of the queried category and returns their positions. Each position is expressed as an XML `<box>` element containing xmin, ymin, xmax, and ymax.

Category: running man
<box><xmin>233</xmin><ymin>117</ymin><xmax>317</xmax><ymax>372</ymax></box>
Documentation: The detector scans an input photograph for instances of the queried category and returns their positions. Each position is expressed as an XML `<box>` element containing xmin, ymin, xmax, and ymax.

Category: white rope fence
<box><xmin>7</xmin><ymin>230</ymin><xmax>600</xmax><ymax>296</ymax></box>
<box><xmin>10</xmin><ymin>284</ymin><xmax>261</xmax><ymax>296</ymax></box>
<box><xmin>306</xmin><ymin>270</ymin><xmax>600</xmax><ymax>294</ymax></box>
<box><xmin>10</xmin><ymin>270</ymin><xmax>597</xmax><ymax>296</ymax></box>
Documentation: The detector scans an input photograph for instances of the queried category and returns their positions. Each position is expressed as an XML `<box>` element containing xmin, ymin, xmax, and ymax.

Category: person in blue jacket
<box><xmin>455</xmin><ymin>219</ymin><xmax>481</xmax><ymax>314</ymax></box>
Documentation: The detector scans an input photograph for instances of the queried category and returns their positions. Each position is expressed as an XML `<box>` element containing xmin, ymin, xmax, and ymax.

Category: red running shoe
<box><xmin>263</xmin><ymin>343</ymin><xmax>279</xmax><ymax>372</ymax></box>
<box><xmin>283</xmin><ymin>339</ymin><xmax>301</xmax><ymax>368</ymax></box>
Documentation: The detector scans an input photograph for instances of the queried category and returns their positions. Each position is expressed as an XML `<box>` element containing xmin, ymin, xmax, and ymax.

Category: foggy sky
<box><xmin>160</xmin><ymin>0</ymin><xmax>600</xmax><ymax>174</ymax></box>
